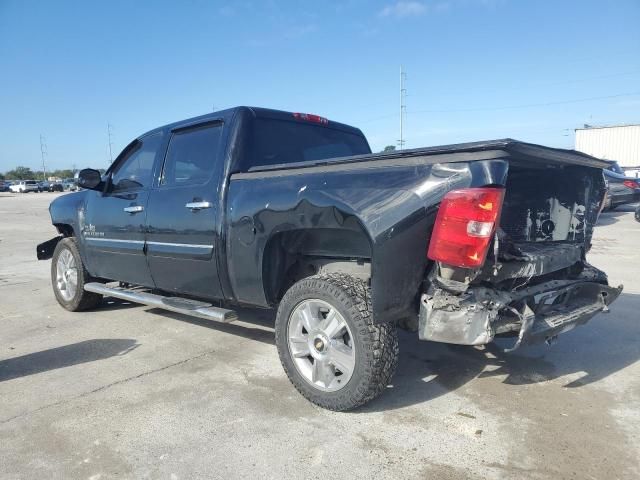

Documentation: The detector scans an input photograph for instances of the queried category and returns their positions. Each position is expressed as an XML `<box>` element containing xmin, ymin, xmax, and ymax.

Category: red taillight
<box><xmin>427</xmin><ymin>187</ymin><xmax>505</xmax><ymax>268</ymax></box>
<box><xmin>623</xmin><ymin>179</ymin><xmax>639</xmax><ymax>190</ymax></box>
<box><xmin>292</xmin><ymin>112</ymin><xmax>329</xmax><ymax>125</ymax></box>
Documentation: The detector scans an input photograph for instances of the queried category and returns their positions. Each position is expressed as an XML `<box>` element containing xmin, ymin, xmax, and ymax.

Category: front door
<box><xmin>82</xmin><ymin>131</ymin><xmax>165</xmax><ymax>286</ymax></box>
<box><xmin>145</xmin><ymin>121</ymin><xmax>225</xmax><ymax>300</ymax></box>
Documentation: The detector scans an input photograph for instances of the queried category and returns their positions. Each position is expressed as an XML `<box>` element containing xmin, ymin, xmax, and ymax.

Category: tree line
<box><xmin>0</xmin><ymin>167</ymin><xmax>80</xmax><ymax>180</ymax></box>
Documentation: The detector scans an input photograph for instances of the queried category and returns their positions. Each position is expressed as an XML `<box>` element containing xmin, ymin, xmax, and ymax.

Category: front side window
<box><xmin>111</xmin><ymin>132</ymin><xmax>163</xmax><ymax>193</ymax></box>
<box><xmin>160</xmin><ymin>123</ymin><xmax>223</xmax><ymax>187</ymax></box>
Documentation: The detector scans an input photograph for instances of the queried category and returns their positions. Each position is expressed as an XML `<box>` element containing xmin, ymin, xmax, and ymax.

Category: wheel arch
<box><xmin>54</xmin><ymin>223</ymin><xmax>75</xmax><ymax>237</ymax></box>
<box><xmin>261</xmin><ymin>226</ymin><xmax>373</xmax><ymax>305</ymax></box>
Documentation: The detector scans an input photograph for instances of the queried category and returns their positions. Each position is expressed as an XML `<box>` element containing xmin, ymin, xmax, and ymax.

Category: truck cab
<box><xmin>55</xmin><ymin>107</ymin><xmax>370</xmax><ymax>301</ymax></box>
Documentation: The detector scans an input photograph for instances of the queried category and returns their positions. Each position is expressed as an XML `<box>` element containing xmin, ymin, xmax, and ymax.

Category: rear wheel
<box><xmin>51</xmin><ymin>237</ymin><xmax>102</xmax><ymax>311</ymax></box>
<box><xmin>275</xmin><ymin>274</ymin><xmax>399</xmax><ymax>411</ymax></box>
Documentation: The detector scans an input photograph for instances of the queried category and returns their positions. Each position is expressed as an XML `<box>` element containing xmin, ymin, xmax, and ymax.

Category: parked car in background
<box><xmin>10</xmin><ymin>180</ymin><xmax>39</xmax><ymax>193</ymax></box>
<box><xmin>603</xmin><ymin>162</ymin><xmax>640</xmax><ymax>210</ymax></box>
<box><xmin>38</xmin><ymin>181</ymin><xmax>64</xmax><ymax>192</ymax></box>
<box><xmin>62</xmin><ymin>178</ymin><xmax>77</xmax><ymax>191</ymax></box>
<box><xmin>48</xmin><ymin>181</ymin><xmax>64</xmax><ymax>192</ymax></box>
<box><xmin>0</xmin><ymin>180</ymin><xmax>11</xmax><ymax>192</ymax></box>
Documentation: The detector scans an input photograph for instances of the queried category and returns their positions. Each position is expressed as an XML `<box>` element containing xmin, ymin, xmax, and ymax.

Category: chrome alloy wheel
<box><xmin>55</xmin><ymin>248</ymin><xmax>78</xmax><ymax>301</ymax></box>
<box><xmin>287</xmin><ymin>299</ymin><xmax>355</xmax><ymax>392</ymax></box>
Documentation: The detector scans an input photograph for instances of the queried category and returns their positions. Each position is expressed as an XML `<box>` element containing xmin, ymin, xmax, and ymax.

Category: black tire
<box><xmin>275</xmin><ymin>273</ymin><xmax>399</xmax><ymax>411</ymax></box>
<box><xmin>635</xmin><ymin>206</ymin><xmax>640</xmax><ymax>222</ymax></box>
<box><xmin>51</xmin><ymin>237</ymin><xmax>103</xmax><ymax>311</ymax></box>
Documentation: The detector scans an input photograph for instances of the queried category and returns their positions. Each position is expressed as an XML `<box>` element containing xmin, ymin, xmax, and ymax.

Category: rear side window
<box><xmin>243</xmin><ymin>118</ymin><xmax>370</xmax><ymax>171</ymax></box>
<box><xmin>160</xmin><ymin>123</ymin><xmax>223</xmax><ymax>187</ymax></box>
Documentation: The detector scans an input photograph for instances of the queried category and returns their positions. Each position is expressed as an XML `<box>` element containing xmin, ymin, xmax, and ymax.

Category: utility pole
<box><xmin>398</xmin><ymin>66</ymin><xmax>407</xmax><ymax>150</ymax></box>
<box><xmin>39</xmin><ymin>134</ymin><xmax>47</xmax><ymax>181</ymax></box>
<box><xmin>107</xmin><ymin>123</ymin><xmax>114</xmax><ymax>165</ymax></box>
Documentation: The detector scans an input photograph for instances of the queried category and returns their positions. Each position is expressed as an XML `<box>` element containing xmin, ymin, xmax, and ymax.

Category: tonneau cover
<box><xmin>246</xmin><ymin>138</ymin><xmax>612</xmax><ymax>173</ymax></box>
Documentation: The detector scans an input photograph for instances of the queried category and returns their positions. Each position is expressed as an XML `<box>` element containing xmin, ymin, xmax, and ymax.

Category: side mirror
<box><xmin>77</xmin><ymin>168</ymin><xmax>103</xmax><ymax>191</ymax></box>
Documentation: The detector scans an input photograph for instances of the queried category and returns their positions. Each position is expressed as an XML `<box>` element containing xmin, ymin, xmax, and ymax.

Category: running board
<box><xmin>84</xmin><ymin>282</ymin><xmax>238</xmax><ymax>323</ymax></box>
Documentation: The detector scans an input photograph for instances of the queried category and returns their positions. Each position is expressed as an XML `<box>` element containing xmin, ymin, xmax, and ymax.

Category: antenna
<box><xmin>39</xmin><ymin>134</ymin><xmax>47</xmax><ymax>181</ymax></box>
<box><xmin>107</xmin><ymin>123</ymin><xmax>114</xmax><ymax>165</ymax></box>
<box><xmin>398</xmin><ymin>66</ymin><xmax>407</xmax><ymax>150</ymax></box>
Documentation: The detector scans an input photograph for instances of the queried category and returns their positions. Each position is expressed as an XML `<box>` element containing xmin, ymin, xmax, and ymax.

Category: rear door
<box><xmin>145</xmin><ymin>121</ymin><xmax>225</xmax><ymax>300</ymax></box>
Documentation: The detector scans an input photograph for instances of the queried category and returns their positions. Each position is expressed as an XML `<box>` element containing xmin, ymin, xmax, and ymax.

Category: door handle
<box><xmin>185</xmin><ymin>201</ymin><xmax>213</xmax><ymax>211</ymax></box>
<box><xmin>123</xmin><ymin>205</ymin><xmax>144</xmax><ymax>214</ymax></box>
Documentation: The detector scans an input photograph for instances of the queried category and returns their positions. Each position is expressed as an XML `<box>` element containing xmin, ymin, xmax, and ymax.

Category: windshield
<box><xmin>242</xmin><ymin>118</ymin><xmax>370</xmax><ymax>172</ymax></box>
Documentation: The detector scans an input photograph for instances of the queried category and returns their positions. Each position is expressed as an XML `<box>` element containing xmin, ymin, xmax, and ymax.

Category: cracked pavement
<box><xmin>1</xmin><ymin>192</ymin><xmax>639</xmax><ymax>479</ymax></box>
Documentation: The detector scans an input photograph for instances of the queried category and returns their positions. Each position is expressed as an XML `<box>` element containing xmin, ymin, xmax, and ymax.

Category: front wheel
<box><xmin>275</xmin><ymin>274</ymin><xmax>399</xmax><ymax>411</ymax></box>
<box><xmin>51</xmin><ymin>237</ymin><xmax>102</xmax><ymax>311</ymax></box>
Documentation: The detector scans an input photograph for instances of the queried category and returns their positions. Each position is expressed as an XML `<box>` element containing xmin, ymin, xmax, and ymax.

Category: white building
<box><xmin>575</xmin><ymin>124</ymin><xmax>640</xmax><ymax>173</ymax></box>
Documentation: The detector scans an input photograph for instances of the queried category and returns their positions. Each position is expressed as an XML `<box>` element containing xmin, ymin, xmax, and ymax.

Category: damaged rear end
<box><xmin>420</xmin><ymin>148</ymin><xmax>622</xmax><ymax>350</ymax></box>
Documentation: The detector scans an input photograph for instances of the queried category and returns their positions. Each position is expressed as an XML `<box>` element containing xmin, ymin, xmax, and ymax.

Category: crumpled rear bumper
<box><xmin>419</xmin><ymin>279</ymin><xmax>623</xmax><ymax>349</ymax></box>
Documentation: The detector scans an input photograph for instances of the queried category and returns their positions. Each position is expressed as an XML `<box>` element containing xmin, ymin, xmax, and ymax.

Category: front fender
<box><xmin>48</xmin><ymin>191</ymin><xmax>87</xmax><ymax>233</ymax></box>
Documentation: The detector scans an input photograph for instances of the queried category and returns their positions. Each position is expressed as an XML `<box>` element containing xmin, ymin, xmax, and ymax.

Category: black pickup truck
<box><xmin>38</xmin><ymin>106</ymin><xmax>622</xmax><ymax>411</ymax></box>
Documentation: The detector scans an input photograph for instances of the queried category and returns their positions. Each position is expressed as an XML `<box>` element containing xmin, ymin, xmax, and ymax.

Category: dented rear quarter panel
<box><xmin>226</xmin><ymin>140</ymin><xmax>610</xmax><ymax>323</ymax></box>
<box><xmin>227</xmin><ymin>152</ymin><xmax>510</xmax><ymax>323</ymax></box>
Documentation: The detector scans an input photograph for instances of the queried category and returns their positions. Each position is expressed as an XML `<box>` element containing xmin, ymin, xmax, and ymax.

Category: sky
<box><xmin>1</xmin><ymin>0</ymin><xmax>639</xmax><ymax>172</ymax></box>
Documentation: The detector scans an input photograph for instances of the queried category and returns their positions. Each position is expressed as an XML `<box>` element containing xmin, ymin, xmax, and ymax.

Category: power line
<box><xmin>435</xmin><ymin>69</ymin><xmax>640</xmax><ymax>96</ymax></box>
<box><xmin>357</xmin><ymin>91</ymin><xmax>640</xmax><ymax>125</ymax></box>
<box><xmin>410</xmin><ymin>91</ymin><xmax>640</xmax><ymax>114</ymax></box>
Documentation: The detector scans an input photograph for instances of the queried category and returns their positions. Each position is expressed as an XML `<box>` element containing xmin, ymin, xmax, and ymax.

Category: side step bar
<box><xmin>84</xmin><ymin>282</ymin><xmax>238</xmax><ymax>323</ymax></box>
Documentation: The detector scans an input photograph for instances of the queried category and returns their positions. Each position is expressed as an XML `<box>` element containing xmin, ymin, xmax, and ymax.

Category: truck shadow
<box><xmin>0</xmin><ymin>339</ymin><xmax>139</xmax><ymax>382</ymax></box>
<box><xmin>596</xmin><ymin>210</ymin><xmax>631</xmax><ymax>226</ymax></box>
<box><xmin>98</xmin><ymin>297</ymin><xmax>141</xmax><ymax>311</ymax></box>
<box><xmin>145</xmin><ymin>306</ymin><xmax>276</xmax><ymax>346</ymax></box>
<box><xmin>362</xmin><ymin>291</ymin><xmax>640</xmax><ymax>412</ymax></box>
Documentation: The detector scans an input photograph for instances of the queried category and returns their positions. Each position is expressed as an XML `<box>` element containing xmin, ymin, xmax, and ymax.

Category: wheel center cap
<box><xmin>314</xmin><ymin>338</ymin><xmax>326</xmax><ymax>352</ymax></box>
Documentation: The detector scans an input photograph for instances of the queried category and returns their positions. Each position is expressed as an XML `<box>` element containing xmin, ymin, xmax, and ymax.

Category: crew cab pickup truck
<box><xmin>37</xmin><ymin>106</ymin><xmax>622</xmax><ymax>411</ymax></box>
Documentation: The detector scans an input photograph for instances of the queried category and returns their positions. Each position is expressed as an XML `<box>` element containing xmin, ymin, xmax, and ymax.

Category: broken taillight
<box><xmin>623</xmin><ymin>179</ymin><xmax>639</xmax><ymax>190</ymax></box>
<box><xmin>427</xmin><ymin>187</ymin><xmax>505</xmax><ymax>268</ymax></box>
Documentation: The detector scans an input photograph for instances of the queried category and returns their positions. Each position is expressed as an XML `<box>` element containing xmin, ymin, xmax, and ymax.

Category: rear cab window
<box><xmin>240</xmin><ymin>117</ymin><xmax>371</xmax><ymax>172</ymax></box>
